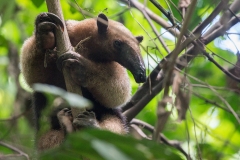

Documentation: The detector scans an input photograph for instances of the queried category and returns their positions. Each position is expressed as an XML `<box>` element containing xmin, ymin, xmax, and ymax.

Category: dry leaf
<box><xmin>172</xmin><ymin>71</ymin><xmax>191</xmax><ymax>121</ymax></box>
<box><xmin>226</xmin><ymin>53</ymin><xmax>240</xmax><ymax>93</ymax></box>
<box><xmin>153</xmin><ymin>97</ymin><xmax>171</xmax><ymax>140</ymax></box>
<box><xmin>178</xmin><ymin>0</ymin><xmax>191</xmax><ymax>9</ymax></box>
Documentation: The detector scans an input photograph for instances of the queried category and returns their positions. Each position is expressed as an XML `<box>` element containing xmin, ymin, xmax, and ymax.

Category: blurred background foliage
<box><xmin>0</xmin><ymin>0</ymin><xmax>240</xmax><ymax>159</ymax></box>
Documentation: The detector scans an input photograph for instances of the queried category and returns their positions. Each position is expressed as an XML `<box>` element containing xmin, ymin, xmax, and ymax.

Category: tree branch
<box><xmin>0</xmin><ymin>141</ymin><xmax>29</xmax><ymax>160</ymax></box>
<box><xmin>190</xmin><ymin>89</ymin><xmax>240</xmax><ymax>116</ymax></box>
<box><xmin>141</xmin><ymin>9</ymin><xmax>171</xmax><ymax>53</ymax></box>
<box><xmin>203</xmin><ymin>0</ymin><xmax>239</xmax><ymax>38</ymax></box>
<box><xmin>195</xmin><ymin>40</ymin><xmax>240</xmax><ymax>82</ymax></box>
<box><xmin>122</xmin><ymin>0</ymin><xmax>227</xmax><ymax>111</ymax></box>
<box><xmin>149</xmin><ymin>0</ymin><xmax>175</xmax><ymax>26</ymax></box>
<box><xmin>120</xmin><ymin>0</ymin><xmax>180</xmax><ymax>37</ymax></box>
<box><xmin>130</xmin><ymin>119</ymin><xmax>191</xmax><ymax>160</ymax></box>
<box><xmin>123</xmin><ymin>0</ymin><xmax>238</xmax><ymax>121</ymax></box>
<box><xmin>45</xmin><ymin>0</ymin><xmax>85</xmax><ymax>118</ymax></box>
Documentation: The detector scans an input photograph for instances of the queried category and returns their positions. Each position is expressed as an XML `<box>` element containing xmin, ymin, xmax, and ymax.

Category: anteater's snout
<box><xmin>135</xmin><ymin>67</ymin><xmax>146</xmax><ymax>83</ymax></box>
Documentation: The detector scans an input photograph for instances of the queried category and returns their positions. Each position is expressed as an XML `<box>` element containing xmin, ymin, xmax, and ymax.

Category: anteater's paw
<box><xmin>73</xmin><ymin>111</ymin><xmax>99</xmax><ymax>130</ymax></box>
<box><xmin>57</xmin><ymin>108</ymin><xmax>74</xmax><ymax>133</ymax></box>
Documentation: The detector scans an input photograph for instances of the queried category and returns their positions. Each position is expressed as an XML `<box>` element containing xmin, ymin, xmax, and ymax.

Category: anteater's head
<box><xmin>94</xmin><ymin>13</ymin><xmax>146</xmax><ymax>83</ymax></box>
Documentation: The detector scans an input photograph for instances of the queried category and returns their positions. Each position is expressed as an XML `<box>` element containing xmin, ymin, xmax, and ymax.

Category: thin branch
<box><xmin>123</xmin><ymin>0</ymin><xmax>227</xmax><ymax>112</ymax></box>
<box><xmin>192</xmin><ymin>84</ymin><xmax>240</xmax><ymax>93</ymax></box>
<box><xmin>68</xmin><ymin>1</ymin><xmax>100</xmax><ymax>18</ymax></box>
<box><xmin>192</xmin><ymin>0</ymin><xmax>230</xmax><ymax>37</ymax></box>
<box><xmin>73</xmin><ymin>0</ymin><xmax>86</xmax><ymax>19</ymax></box>
<box><xmin>194</xmin><ymin>39</ymin><xmax>240</xmax><ymax>83</ymax></box>
<box><xmin>120</xmin><ymin>0</ymin><xmax>180</xmax><ymax>37</ymax></box>
<box><xmin>203</xmin><ymin>0</ymin><xmax>239</xmax><ymax>38</ymax></box>
<box><xmin>211</xmin><ymin>52</ymin><xmax>240</xmax><ymax>69</ymax></box>
<box><xmin>203</xmin><ymin>14</ymin><xmax>240</xmax><ymax>44</ymax></box>
<box><xmin>226</xmin><ymin>33</ymin><xmax>239</xmax><ymax>53</ymax></box>
<box><xmin>109</xmin><ymin>8</ymin><xmax>130</xmax><ymax>18</ymax></box>
<box><xmin>0</xmin><ymin>141</ymin><xmax>29</xmax><ymax>160</ymax></box>
<box><xmin>130</xmin><ymin>124</ymin><xmax>151</xmax><ymax>140</ymax></box>
<box><xmin>190</xmin><ymin>88</ymin><xmax>240</xmax><ymax>116</ymax></box>
<box><xmin>126</xmin><ymin>3</ymin><xmax>164</xmax><ymax>58</ymax></box>
<box><xmin>149</xmin><ymin>0</ymin><xmax>175</xmax><ymax>26</ymax></box>
<box><xmin>216</xmin><ymin>127</ymin><xmax>238</xmax><ymax>160</ymax></box>
<box><xmin>208</xmin><ymin>85</ymin><xmax>240</xmax><ymax>124</ymax></box>
<box><xmin>131</xmin><ymin>119</ymin><xmax>154</xmax><ymax>132</ymax></box>
<box><xmin>0</xmin><ymin>110</ymin><xmax>28</xmax><ymax>122</ymax></box>
<box><xmin>179</xmin><ymin>67</ymin><xmax>240</xmax><ymax>124</ymax></box>
<box><xmin>188</xmin><ymin>108</ymin><xmax>202</xmax><ymax>160</ymax></box>
<box><xmin>166</xmin><ymin>0</ymin><xmax>183</xmax><ymax>20</ymax></box>
<box><xmin>130</xmin><ymin>119</ymin><xmax>191</xmax><ymax>160</ymax></box>
<box><xmin>142</xmin><ymin>9</ymin><xmax>171</xmax><ymax>53</ymax></box>
<box><xmin>226</xmin><ymin>32</ymin><xmax>240</xmax><ymax>35</ymax></box>
<box><xmin>163</xmin><ymin>0</ymin><xmax>197</xmax><ymax>95</ymax></box>
<box><xmin>194</xmin><ymin>118</ymin><xmax>239</xmax><ymax>149</ymax></box>
<box><xmin>123</xmin><ymin>2</ymin><xmax>240</xmax><ymax>120</ymax></box>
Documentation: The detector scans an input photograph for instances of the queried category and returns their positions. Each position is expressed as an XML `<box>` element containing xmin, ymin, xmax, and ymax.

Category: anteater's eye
<box><xmin>113</xmin><ymin>40</ymin><xmax>122</xmax><ymax>49</ymax></box>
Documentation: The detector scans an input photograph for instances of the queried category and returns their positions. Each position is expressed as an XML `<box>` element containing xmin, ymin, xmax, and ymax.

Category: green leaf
<box><xmin>92</xmin><ymin>139</ymin><xmax>131</xmax><ymax>160</ymax></box>
<box><xmin>0</xmin><ymin>0</ymin><xmax>15</xmax><ymax>25</ymax></box>
<box><xmin>40</xmin><ymin>129</ymin><xmax>184</xmax><ymax>160</ymax></box>
<box><xmin>33</xmin><ymin>83</ymin><xmax>92</xmax><ymax>109</ymax></box>
<box><xmin>31</xmin><ymin>0</ymin><xmax>44</xmax><ymax>8</ymax></box>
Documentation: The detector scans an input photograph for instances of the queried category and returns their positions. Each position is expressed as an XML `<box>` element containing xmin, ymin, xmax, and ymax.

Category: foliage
<box><xmin>41</xmin><ymin>129</ymin><xmax>183</xmax><ymax>160</ymax></box>
<box><xmin>0</xmin><ymin>0</ymin><xmax>240</xmax><ymax>160</ymax></box>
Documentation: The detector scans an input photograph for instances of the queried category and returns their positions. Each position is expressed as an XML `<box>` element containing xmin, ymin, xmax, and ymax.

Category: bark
<box><xmin>46</xmin><ymin>0</ymin><xmax>85</xmax><ymax>118</ymax></box>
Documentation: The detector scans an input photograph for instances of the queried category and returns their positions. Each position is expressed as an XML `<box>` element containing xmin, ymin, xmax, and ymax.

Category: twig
<box><xmin>130</xmin><ymin>124</ymin><xmax>151</xmax><ymax>140</ymax></box>
<box><xmin>188</xmin><ymin>108</ymin><xmax>202</xmax><ymax>160</ymax></box>
<box><xmin>216</xmin><ymin>127</ymin><xmax>238</xmax><ymax>160</ymax></box>
<box><xmin>127</xmin><ymin>6</ymin><xmax>164</xmax><ymax>57</ymax></box>
<box><xmin>226</xmin><ymin>33</ymin><xmax>239</xmax><ymax>53</ymax></box>
<box><xmin>149</xmin><ymin>0</ymin><xmax>175</xmax><ymax>26</ymax></box>
<box><xmin>0</xmin><ymin>110</ymin><xmax>28</xmax><ymax>121</ymax></box>
<box><xmin>73</xmin><ymin>0</ymin><xmax>86</xmax><ymax>19</ymax></box>
<box><xmin>193</xmin><ymin>39</ymin><xmax>240</xmax><ymax>83</ymax></box>
<box><xmin>188</xmin><ymin>87</ymin><xmax>240</xmax><ymax>116</ymax></box>
<box><xmin>208</xmin><ymin>85</ymin><xmax>240</xmax><ymax>124</ymax></box>
<box><xmin>226</xmin><ymin>32</ymin><xmax>240</xmax><ymax>35</ymax></box>
<box><xmin>152</xmin><ymin>0</ymin><xmax>197</xmax><ymax>140</ymax></box>
<box><xmin>192</xmin><ymin>84</ymin><xmax>240</xmax><ymax>93</ymax></box>
<box><xmin>123</xmin><ymin>1</ymin><xmax>239</xmax><ymax>120</ymax></box>
<box><xmin>130</xmin><ymin>119</ymin><xmax>192</xmax><ymax>160</ymax></box>
<box><xmin>211</xmin><ymin>52</ymin><xmax>240</xmax><ymax>69</ymax></box>
<box><xmin>203</xmin><ymin>0</ymin><xmax>239</xmax><ymax>38</ymax></box>
<box><xmin>131</xmin><ymin>119</ymin><xmax>154</xmax><ymax>132</ymax></box>
<box><xmin>0</xmin><ymin>141</ymin><xmax>29</xmax><ymax>160</ymax></box>
<box><xmin>163</xmin><ymin>0</ymin><xmax>197</xmax><ymax>97</ymax></box>
<box><xmin>178</xmin><ymin>67</ymin><xmax>240</xmax><ymax>124</ymax></box>
<box><xmin>68</xmin><ymin>1</ymin><xmax>95</xmax><ymax>18</ymax></box>
<box><xmin>193</xmin><ymin>118</ymin><xmax>239</xmax><ymax>149</ymax></box>
<box><xmin>141</xmin><ymin>9</ymin><xmax>171</xmax><ymax>53</ymax></box>
<box><xmin>120</xmin><ymin>0</ymin><xmax>180</xmax><ymax>37</ymax></box>
<box><xmin>192</xmin><ymin>0</ymin><xmax>229</xmax><ymax>37</ymax></box>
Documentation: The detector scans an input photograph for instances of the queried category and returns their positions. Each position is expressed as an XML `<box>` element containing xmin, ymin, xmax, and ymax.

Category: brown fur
<box><xmin>20</xmin><ymin>18</ymin><xmax>142</xmax><ymax>107</ymax></box>
<box><xmin>21</xmin><ymin>36</ymin><xmax>65</xmax><ymax>88</ymax></box>
<box><xmin>20</xmin><ymin>13</ymin><xmax>144</xmax><ymax>150</ymax></box>
<box><xmin>37</xmin><ymin>130</ymin><xmax>65</xmax><ymax>151</ymax></box>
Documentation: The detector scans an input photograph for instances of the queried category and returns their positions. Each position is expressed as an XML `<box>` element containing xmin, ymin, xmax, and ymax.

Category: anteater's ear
<box><xmin>97</xmin><ymin>13</ymin><xmax>108</xmax><ymax>34</ymax></box>
<box><xmin>136</xmin><ymin>36</ymin><xmax>143</xmax><ymax>43</ymax></box>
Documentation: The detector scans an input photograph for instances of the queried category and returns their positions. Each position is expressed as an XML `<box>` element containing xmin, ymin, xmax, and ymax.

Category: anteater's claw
<box><xmin>46</xmin><ymin>12</ymin><xmax>64</xmax><ymax>32</ymax></box>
